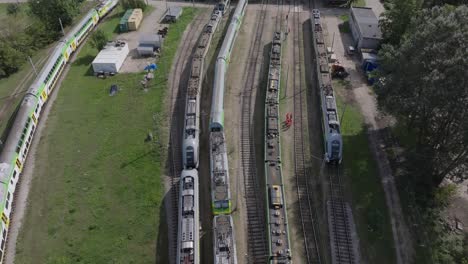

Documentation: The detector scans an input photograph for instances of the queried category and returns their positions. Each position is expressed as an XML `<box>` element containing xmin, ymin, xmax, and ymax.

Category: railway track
<box><xmin>326</xmin><ymin>166</ymin><xmax>355</xmax><ymax>264</ymax></box>
<box><xmin>240</xmin><ymin>0</ymin><xmax>269</xmax><ymax>262</ymax></box>
<box><xmin>167</xmin><ymin>11</ymin><xmax>209</xmax><ymax>262</ymax></box>
<box><xmin>290</xmin><ymin>1</ymin><xmax>322</xmax><ymax>263</ymax></box>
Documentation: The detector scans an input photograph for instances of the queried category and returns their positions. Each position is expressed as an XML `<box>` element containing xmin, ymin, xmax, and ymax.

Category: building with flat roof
<box><xmin>349</xmin><ymin>7</ymin><xmax>382</xmax><ymax>50</ymax></box>
<box><xmin>92</xmin><ymin>41</ymin><xmax>129</xmax><ymax>74</ymax></box>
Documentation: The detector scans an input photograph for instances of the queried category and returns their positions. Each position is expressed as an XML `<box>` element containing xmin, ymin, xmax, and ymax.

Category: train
<box><xmin>264</xmin><ymin>32</ymin><xmax>292</xmax><ymax>263</ymax></box>
<box><xmin>209</xmin><ymin>0</ymin><xmax>247</xmax><ymax>262</ymax></box>
<box><xmin>182</xmin><ymin>9</ymin><xmax>222</xmax><ymax>169</ymax></box>
<box><xmin>210</xmin><ymin>0</ymin><xmax>247</xmax><ymax>216</ymax></box>
<box><xmin>178</xmin><ymin>7</ymin><xmax>223</xmax><ymax>264</ymax></box>
<box><xmin>213</xmin><ymin>215</ymin><xmax>237</xmax><ymax>264</ymax></box>
<box><xmin>176</xmin><ymin>169</ymin><xmax>200</xmax><ymax>264</ymax></box>
<box><xmin>0</xmin><ymin>1</ymin><xmax>118</xmax><ymax>262</ymax></box>
<box><xmin>217</xmin><ymin>0</ymin><xmax>231</xmax><ymax>15</ymax></box>
<box><xmin>311</xmin><ymin>9</ymin><xmax>343</xmax><ymax>164</ymax></box>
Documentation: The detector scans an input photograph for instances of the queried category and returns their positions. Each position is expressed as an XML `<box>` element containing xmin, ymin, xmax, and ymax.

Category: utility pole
<box><xmin>28</xmin><ymin>56</ymin><xmax>38</xmax><ymax>76</ymax></box>
<box><xmin>58</xmin><ymin>17</ymin><xmax>65</xmax><ymax>36</ymax></box>
<box><xmin>331</xmin><ymin>32</ymin><xmax>335</xmax><ymax>51</ymax></box>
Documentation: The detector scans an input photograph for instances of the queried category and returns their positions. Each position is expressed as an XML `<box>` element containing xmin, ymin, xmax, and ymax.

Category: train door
<box><xmin>185</xmin><ymin>147</ymin><xmax>195</xmax><ymax>168</ymax></box>
<box><xmin>331</xmin><ymin>140</ymin><xmax>340</xmax><ymax>161</ymax></box>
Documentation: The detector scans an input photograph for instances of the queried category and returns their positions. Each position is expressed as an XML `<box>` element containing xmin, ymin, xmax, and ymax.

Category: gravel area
<box><xmin>118</xmin><ymin>3</ymin><xmax>168</xmax><ymax>73</ymax></box>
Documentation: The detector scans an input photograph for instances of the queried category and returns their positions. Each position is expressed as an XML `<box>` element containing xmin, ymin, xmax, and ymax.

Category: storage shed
<box><xmin>92</xmin><ymin>41</ymin><xmax>129</xmax><ymax>74</ymax></box>
<box><xmin>349</xmin><ymin>7</ymin><xmax>382</xmax><ymax>50</ymax></box>
<box><xmin>128</xmin><ymin>8</ymin><xmax>143</xmax><ymax>31</ymax></box>
<box><xmin>137</xmin><ymin>34</ymin><xmax>163</xmax><ymax>56</ymax></box>
<box><xmin>119</xmin><ymin>9</ymin><xmax>133</xmax><ymax>33</ymax></box>
<box><xmin>164</xmin><ymin>7</ymin><xmax>183</xmax><ymax>23</ymax></box>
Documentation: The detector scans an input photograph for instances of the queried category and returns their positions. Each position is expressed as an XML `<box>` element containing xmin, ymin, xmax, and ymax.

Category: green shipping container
<box><xmin>119</xmin><ymin>9</ymin><xmax>134</xmax><ymax>33</ymax></box>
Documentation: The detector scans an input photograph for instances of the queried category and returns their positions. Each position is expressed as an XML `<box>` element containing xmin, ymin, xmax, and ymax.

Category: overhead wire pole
<box><xmin>28</xmin><ymin>56</ymin><xmax>38</xmax><ymax>76</ymax></box>
<box><xmin>59</xmin><ymin>17</ymin><xmax>65</xmax><ymax>36</ymax></box>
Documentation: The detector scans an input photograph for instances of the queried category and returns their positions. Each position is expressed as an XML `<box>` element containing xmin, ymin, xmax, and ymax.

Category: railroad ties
<box><xmin>240</xmin><ymin>1</ymin><xmax>269</xmax><ymax>262</ymax></box>
<box><xmin>310</xmin><ymin>9</ymin><xmax>358</xmax><ymax>264</ymax></box>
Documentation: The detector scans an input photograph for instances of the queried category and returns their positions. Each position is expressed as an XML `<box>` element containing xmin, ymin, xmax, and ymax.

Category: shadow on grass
<box><xmin>0</xmin><ymin>101</ymin><xmax>21</xmax><ymax>146</ymax></box>
<box><xmin>155</xmin><ymin>192</ymin><xmax>169</xmax><ymax>264</ymax></box>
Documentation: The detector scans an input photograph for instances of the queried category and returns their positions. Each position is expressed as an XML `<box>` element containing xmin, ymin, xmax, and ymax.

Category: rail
<box><xmin>291</xmin><ymin>0</ymin><xmax>322</xmax><ymax>262</ymax></box>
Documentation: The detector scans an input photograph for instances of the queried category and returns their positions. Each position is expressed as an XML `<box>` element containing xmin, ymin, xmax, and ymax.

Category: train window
<box><xmin>13</xmin><ymin>171</ymin><xmax>17</xmax><ymax>179</ymax></box>
<box><xmin>6</xmin><ymin>193</ymin><xmax>10</xmax><ymax>201</ymax></box>
<box><xmin>331</xmin><ymin>140</ymin><xmax>340</xmax><ymax>159</ymax></box>
<box><xmin>1</xmin><ymin>239</ymin><xmax>4</xmax><ymax>251</ymax></box>
<box><xmin>10</xmin><ymin>180</ymin><xmax>13</xmax><ymax>185</ymax></box>
<box><xmin>2</xmin><ymin>229</ymin><xmax>5</xmax><ymax>239</ymax></box>
<box><xmin>5</xmin><ymin>201</ymin><xmax>8</xmax><ymax>210</ymax></box>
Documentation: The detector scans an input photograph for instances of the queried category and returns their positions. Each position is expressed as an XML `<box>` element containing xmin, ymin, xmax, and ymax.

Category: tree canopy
<box><xmin>28</xmin><ymin>0</ymin><xmax>80</xmax><ymax>32</ymax></box>
<box><xmin>376</xmin><ymin>5</ymin><xmax>468</xmax><ymax>188</ymax></box>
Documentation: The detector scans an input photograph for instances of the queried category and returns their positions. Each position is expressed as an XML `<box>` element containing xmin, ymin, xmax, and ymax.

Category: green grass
<box><xmin>0</xmin><ymin>3</ymin><xmax>29</xmax><ymax>23</ymax></box>
<box><xmin>334</xmin><ymin>81</ymin><xmax>396</xmax><ymax>264</ymax></box>
<box><xmin>15</xmin><ymin>7</ymin><xmax>198</xmax><ymax>264</ymax></box>
<box><xmin>338</xmin><ymin>14</ymin><xmax>351</xmax><ymax>33</ymax></box>
<box><xmin>352</xmin><ymin>0</ymin><xmax>367</xmax><ymax>7</ymax></box>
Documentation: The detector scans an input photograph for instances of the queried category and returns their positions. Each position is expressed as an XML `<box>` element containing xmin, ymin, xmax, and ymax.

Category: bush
<box><xmin>121</xmin><ymin>0</ymin><xmax>148</xmax><ymax>11</ymax></box>
<box><xmin>90</xmin><ymin>29</ymin><xmax>109</xmax><ymax>51</ymax></box>
<box><xmin>6</xmin><ymin>3</ymin><xmax>21</xmax><ymax>16</ymax></box>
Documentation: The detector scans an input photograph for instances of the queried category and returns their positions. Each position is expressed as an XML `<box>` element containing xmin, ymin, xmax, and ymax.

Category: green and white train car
<box><xmin>0</xmin><ymin>0</ymin><xmax>118</xmax><ymax>262</ymax></box>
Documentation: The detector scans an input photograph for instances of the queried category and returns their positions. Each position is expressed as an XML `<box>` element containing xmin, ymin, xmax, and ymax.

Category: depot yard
<box><xmin>14</xmin><ymin>7</ymin><xmax>197</xmax><ymax>263</ymax></box>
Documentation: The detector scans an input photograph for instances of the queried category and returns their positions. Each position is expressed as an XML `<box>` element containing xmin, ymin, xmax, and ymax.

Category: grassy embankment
<box><xmin>15</xmin><ymin>7</ymin><xmax>198</xmax><ymax>264</ymax></box>
<box><xmin>0</xmin><ymin>2</ymin><xmax>99</xmax><ymax>137</ymax></box>
<box><xmin>334</xmin><ymin>80</ymin><xmax>396</xmax><ymax>264</ymax></box>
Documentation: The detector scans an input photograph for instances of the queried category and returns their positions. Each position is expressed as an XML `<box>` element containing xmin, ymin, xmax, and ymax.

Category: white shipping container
<box><xmin>92</xmin><ymin>42</ymin><xmax>130</xmax><ymax>74</ymax></box>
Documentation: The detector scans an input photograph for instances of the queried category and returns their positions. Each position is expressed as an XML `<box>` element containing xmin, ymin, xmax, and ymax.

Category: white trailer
<box><xmin>92</xmin><ymin>41</ymin><xmax>129</xmax><ymax>74</ymax></box>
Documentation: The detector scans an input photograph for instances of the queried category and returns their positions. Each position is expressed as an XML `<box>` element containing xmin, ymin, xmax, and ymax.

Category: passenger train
<box><xmin>209</xmin><ymin>0</ymin><xmax>246</xmax><ymax>215</ymax></box>
<box><xmin>209</xmin><ymin>0</ymin><xmax>247</xmax><ymax>263</ymax></box>
<box><xmin>176</xmin><ymin>169</ymin><xmax>200</xmax><ymax>264</ymax></box>
<box><xmin>311</xmin><ymin>9</ymin><xmax>343</xmax><ymax>164</ymax></box>
<box><xmin>0</xmin><ymin>1</ymin><xmax>118</xmax><ymax>262</ymax></box>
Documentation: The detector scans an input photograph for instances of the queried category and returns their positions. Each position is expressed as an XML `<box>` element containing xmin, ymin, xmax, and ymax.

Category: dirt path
<box><xmin>322</xmin><ymin>12</ymin><xmax>414</xmax><ymax>264</ymax></box>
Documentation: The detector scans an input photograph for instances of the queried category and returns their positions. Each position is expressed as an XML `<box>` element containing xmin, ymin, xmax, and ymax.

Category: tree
<box><xmin>379</xmin><ymin>0</ymin><xmax>423</xmax><ymax>45</ymax></box>
<box><xmin>90</xmin><ymin>29</ymin><xmax>108</xmax><ymax>50</ymax></box>
<box><xmin>376</xmin><ymin>5</ymin><xmax>468</xmax><ymax>188</ymax></box>
<box><xmin>423</xmin><ymin>0</ymin><xmax>468</xmax><ymax>7</ymax></box>
<box><xmin>0</xmin><ymin>41</ymin><xmax>27</xmax><ymax>78</ymax></box>
<box><xmin>28</xmin><ymin>0</ymin><xmax>79</xmax><ymax>32</ymax></box>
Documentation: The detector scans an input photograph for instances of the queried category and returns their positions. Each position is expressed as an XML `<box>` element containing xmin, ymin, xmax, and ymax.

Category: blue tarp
<box><xmin>144</xmin><ymin>63</ymin><xmax>158</xmax><ymax>71</ymax></box>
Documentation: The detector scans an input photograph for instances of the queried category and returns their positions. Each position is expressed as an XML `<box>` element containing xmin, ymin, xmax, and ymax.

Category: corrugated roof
<box><xmin>92</xmin><ymin>42</ymin><xmax>128</xmax><ymax>64</ymax></box>
<box><xmin>351</xmin><ymin>7</ymin><xmax>382</xmax><ymax>39</ymax></box>
<box><xmin>167</xmin><ymin>6</ymin><xmax>182</xmax><ymax>17</ymax></box>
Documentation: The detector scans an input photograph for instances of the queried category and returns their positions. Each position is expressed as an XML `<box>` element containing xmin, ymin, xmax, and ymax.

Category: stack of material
<box><xmin>119</xmin><ymin>9</ymin><xmax>133</xmax><ymax>33</ymax></box>
<box><xmin>128</xmin><ymin>8</ymin><xmax>143</xmax><ymax>31</ymax></box>
<box><xmin>92</xmin><ymin>41</ymin><xmax>130</xmax><ymax>74</ymax></box>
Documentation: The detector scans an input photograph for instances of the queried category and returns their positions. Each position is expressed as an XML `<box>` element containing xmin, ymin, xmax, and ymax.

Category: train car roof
<box><xmin>66</xmin><ymin>9</ymin><xmax>97</xmax><ymax>39</ymax></box>
<box><xmin>28</xmin><ymin>42</ymin><xmax>66</xmax><ymax>95</ymax></box>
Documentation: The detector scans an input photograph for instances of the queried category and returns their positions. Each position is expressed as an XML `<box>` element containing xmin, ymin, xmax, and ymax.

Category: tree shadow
<box><xmin>155</xmin><ymin>191</ymin><xmax>170</xmax><ymax>264</ymax></box>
